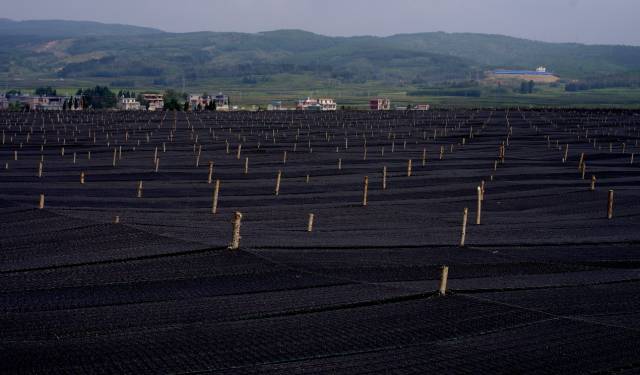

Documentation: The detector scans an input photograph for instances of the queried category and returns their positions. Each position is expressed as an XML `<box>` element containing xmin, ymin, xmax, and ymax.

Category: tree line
<box><xmin>4</xmin><ymin>86</ymin><xmax>223</xmax><ymax>111</ymax></box>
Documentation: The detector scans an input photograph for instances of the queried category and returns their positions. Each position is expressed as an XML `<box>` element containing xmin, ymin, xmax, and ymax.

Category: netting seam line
<box><xmin>39</xmin><ymin>206</ymin><xmax>211</xmax><ymax>248</ymax></box>
<box><xmin>249</xmin><ymin>240</ymin><xmax>640</xmax><ymax>250</ymax></box>
<box><xmin>4</xmin><ymin>280</ymin><xmax>355</xmax><ymax>315</ymax></box>
<box><xmin>245</xmin><ymin>247</ymin><xmax>436</xmax><ymax>294</ymax></box>
<box><xmin>0</xmin><ymin>246</ymin><xmax>227</xmax><ymax>275</ymax></box>
<box><xmin>452</xmin><ymin>277</ymin><xmax>640</xmax><ymax>295</ymax></box>
<box><xmin>459</xmin><ymin>293</ymin><xmax>640</xmax><ymax>334</ymax></box>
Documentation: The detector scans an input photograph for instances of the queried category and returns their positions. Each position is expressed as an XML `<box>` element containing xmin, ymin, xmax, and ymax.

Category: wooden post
<box><xmin>338</xmin><ymin>158</ymin><xmax>342</xmax><ymax>170</ymax></box>
<box><xmin>476</xmin><ymin>186</ymin><xmax>482</xmax><ymax>225</ymax></box>
<box><xmin>154</xmin><ymin>158</ymin><xmax>160</xmax><ymax>173</ymax></box>
<box><xmin>112</xmin><ymin>147</ymin><xmax>117</xmax><ymax>167</ymax></box>
<box><xmin>631</xmin><ymin>153</ymin><xmax>635</xmax><ymax>165</ymax></box>
<box><xmin>244</xmin><ymin>157</ymin><xmax>249</xmax><ymax>174</ymax></box>
<box><xmin>305</xmin><ymin>174</ymin><xmax>310</xmax><ymax>183</ymax></box>
<box><xmin>362</xmin><ymin>176</ymin><xmax>369</xmax><ymax>206</ymax></box>
<box><xmin>275</xmin><ymin>170</ymin><xmax>282</xmax><ymax>196</ymax></box>
<box><xmin>563</xmin><ymin>144</ymin><xmax>569</xmax><ymax>163</ymax></box>
<box><xmin>208</xmin><ymin>161</ymin><xmax>214</xmax><ymax>184</ymax></box>
<box><xmin>480</xmin><ymin>180</ymin><xmax>485</xmax><ymax>201</ymax></box>
<box><xmin>137</xmin><ymin>181</ymin><xmax>143</xmax><ymax>198</ymax></box>
<box><xmin>236</xmin><ymin>144</ymin><xmax>242</xmax><ymax>160</ymax></box>
<box><xmin>581</xmin><ymin>162</ymin><xmax>586</xmax><ymax>180</ymax></box>
<box><xmin>407</xmin><ymin>159</ymin><xmax>412</xmax><ymax>177</ymax></box>
<box><xmin>307</xmin><ymin>213</ymin><xmax>314</xmax><ymax>232</ymax></box>
<box><xmin>382</xmin><ymin>166</ymin><xmax>387</xmax><ymax>190</ymax></box>
<box><xmin>590</xmin><ymin>175</ymin><xmax>596</xmax><ymax>191</ymax></box>
<box><xmin>460</xmin><ymin>207</ymin><xmax>468</xmax><ymax>247</ymax></box>
<box><xmin>578</xmin><ymin>152</ymin><xmax>585</xmax><ymax>171</ymax></box>
<box><xmin>438</xmin><ymin>266</ymin><xmax>449</xmax><ymax>296</ymax></box>
<box><xmin>38</xmin><ymin>194</ymin><xmax>45</xmax><ymax>209</ymax></box>
<box><xmin>439</xmin><ymin>145</ymin><xmax>444</xmax><ymax>160</ymax></box>
<box><xmin>607</xmin><ymin>190</ymin><xmax>614</xmax><ymax>219</ymax></box>
<box><xmin>228</xmin><ymin>212</ymin><xmax>243</xmax><ymax>250</ymax></box>
<box><xmin>80</xmin><ymin>171</ymin><xmax>85</xmax><ymax>184</ymax></box>
<box><xmin>37</xmin><ymin>162</ymin><xmax>43</xmax><ymax>178</ymax></box>
<box><xmin>212</xmin><ymin>179</ymin><xmax>220</xmax><ymax>214</ymax></box>
<box><xmin>114</xmin><ymin>215</ymin><xmax>120</xmax><ymax>224</ymax></box>
<box><xmin>283</xmin><ymin>151</ymin><xmax>287</xmax><ymax>164</ymax></box>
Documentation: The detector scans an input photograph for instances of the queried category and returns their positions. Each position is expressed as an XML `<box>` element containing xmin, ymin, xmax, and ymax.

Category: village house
<box><xmin>370</xmin><ymin>98</ymin><xmax>391</xmax><ymax>110</ymax></box>
<box><xmin>8</xmin><ymin>94</ymin><xmax>66</xmax><ymax>111</ymax></box>
<box><xmin>142</xmin><ymin>94</ymin><xmax>164</xmax><ymax>111</ymax></box>
<box><xmin>267</xmin><ymin>100</ymin><xmax>285</xmax><ymax>111</ymax></box>
<box><xmin>118</xmin><ymin>96</ymin><xmax>141</xmax><ymax>111</ymax></box>
<box><xmin>318</xmin><ymin>98</ymin><xmax>337</xmax><ymax>111</ymax></box>
<box><xmin>412</xmin><ymin>104</ymin><xmax>431</xmax><ymax>111</ymax></box>
<box><xmin>188</xmin><ymin>94</ymin><xmax>213</xmax><ymax>110</ymax></box>
<box><xmin>214</xmin><ymin>93</ymin><xmax>230</xmax><ymax>111</ymax></box>
<box><xmin>296</xmin><ymin>97</ymin><xmax>318</xmax><ymax>110</ymax></box>
<box><xmin>297</xmin><ymin>97</ymin><xmax>337</xmax><ymax>111</ymax></box>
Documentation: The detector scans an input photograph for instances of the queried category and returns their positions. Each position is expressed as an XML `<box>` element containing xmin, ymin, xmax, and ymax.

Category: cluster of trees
<box><xmin>201</xmin><ymin>92</ymin><xmax>217</xmax><ymax>111</ymax></box>
<box><xmin>162</xmin><ymin>89</ymin><xmax>186</xmax><ymax>111</ymax></box>
<box><xmin>565</xmin><ymin>77</ymin><xmax>640</xmax><ymax>92</ymax></box>
<box><xmin>117</xmin><ymin>90</ymin><xmax>137</xmax><ymax>98</ymax></box>
<box><xmin>162</xmin><ymin>90</ymin><xmax>218</xmax><ymax>111</ymax></box>
<box><xmin>35</xmin><ymin>86</ymin><xmax>57</xmax><ymax>96</ymax></box>
<box><xmin>4</xmin><ymin>89</ymin><xmax>21</xmax><ymax>98</ymax></box>
<box><xmin>6</xmin><ymin>102</ymin><xmax>24</xmax><ymax>111</ymax></box>
<box><xmin>196</xmin><ymin>100</ymin><xmax>217</xmax><ymax>111</ymax></box>
<box><xmin>519</xmin><ymin>80</ymin><xmax>535</xmax><ymax>94</ymax></box>
<box><xmin>76</xmin><ymin>86</ymin><xmax>117</xmax><ymax>109</ymax></box>
<box><xmin>62</xmin><ymin>97</ymin><xmax>83</xmax><ymax>110</ymax></box>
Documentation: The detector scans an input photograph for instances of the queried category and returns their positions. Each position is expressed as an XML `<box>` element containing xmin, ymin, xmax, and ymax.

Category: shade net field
<box><xmin>0</xmin><ymin>108</ymin><xmax>639</xmax><ymax>374</ymax></box>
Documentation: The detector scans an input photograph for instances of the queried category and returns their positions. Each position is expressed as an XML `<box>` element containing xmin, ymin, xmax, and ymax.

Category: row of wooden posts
<box><xmin>31</xmin><ymin>122</ymin><xmax>619</xmax><ymax>256</ymax></box>
<box><xmin>35</xmin><ymin>173</ymin><xmax>617</xmax><ymax>244</ymax></box>
<box><xmin>222</xmin><ymin>208</ymin><xmax>452</xmax><ymax>296</ymax></box>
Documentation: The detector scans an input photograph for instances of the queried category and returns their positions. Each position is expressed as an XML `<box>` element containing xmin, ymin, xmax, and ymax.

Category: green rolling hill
<box><xmin>1</xmin><ymin>19</ymin><xmax>639</xmax><ymax>107</ymax></box>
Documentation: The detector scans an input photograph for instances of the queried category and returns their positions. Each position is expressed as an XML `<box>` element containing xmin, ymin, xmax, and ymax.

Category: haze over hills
<box><xmin>1</xmin><ymin>19</ymin><xmax>640</xmax><ymax>89</ymax></box>
<box><xmin>0</xmin><ymin>18</ymin><xmax>163</xmax><ymax>37</ymax></box>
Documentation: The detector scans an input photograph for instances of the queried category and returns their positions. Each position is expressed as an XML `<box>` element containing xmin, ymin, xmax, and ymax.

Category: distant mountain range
<box><xmin>0</xmin><ymin>18</ymin><xmax>163</xmax><ymax>37</ymax></box>
<box><xmin>1</xmin><ymin>19</ymin><xmax>639</xmax><ymax>88</ymax></box>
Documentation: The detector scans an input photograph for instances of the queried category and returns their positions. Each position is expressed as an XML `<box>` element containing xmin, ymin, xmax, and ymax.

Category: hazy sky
<box><xmin>4</xmin><ymin>0</ymin><xmax>640</xmax><ymax>45</ymax></box>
